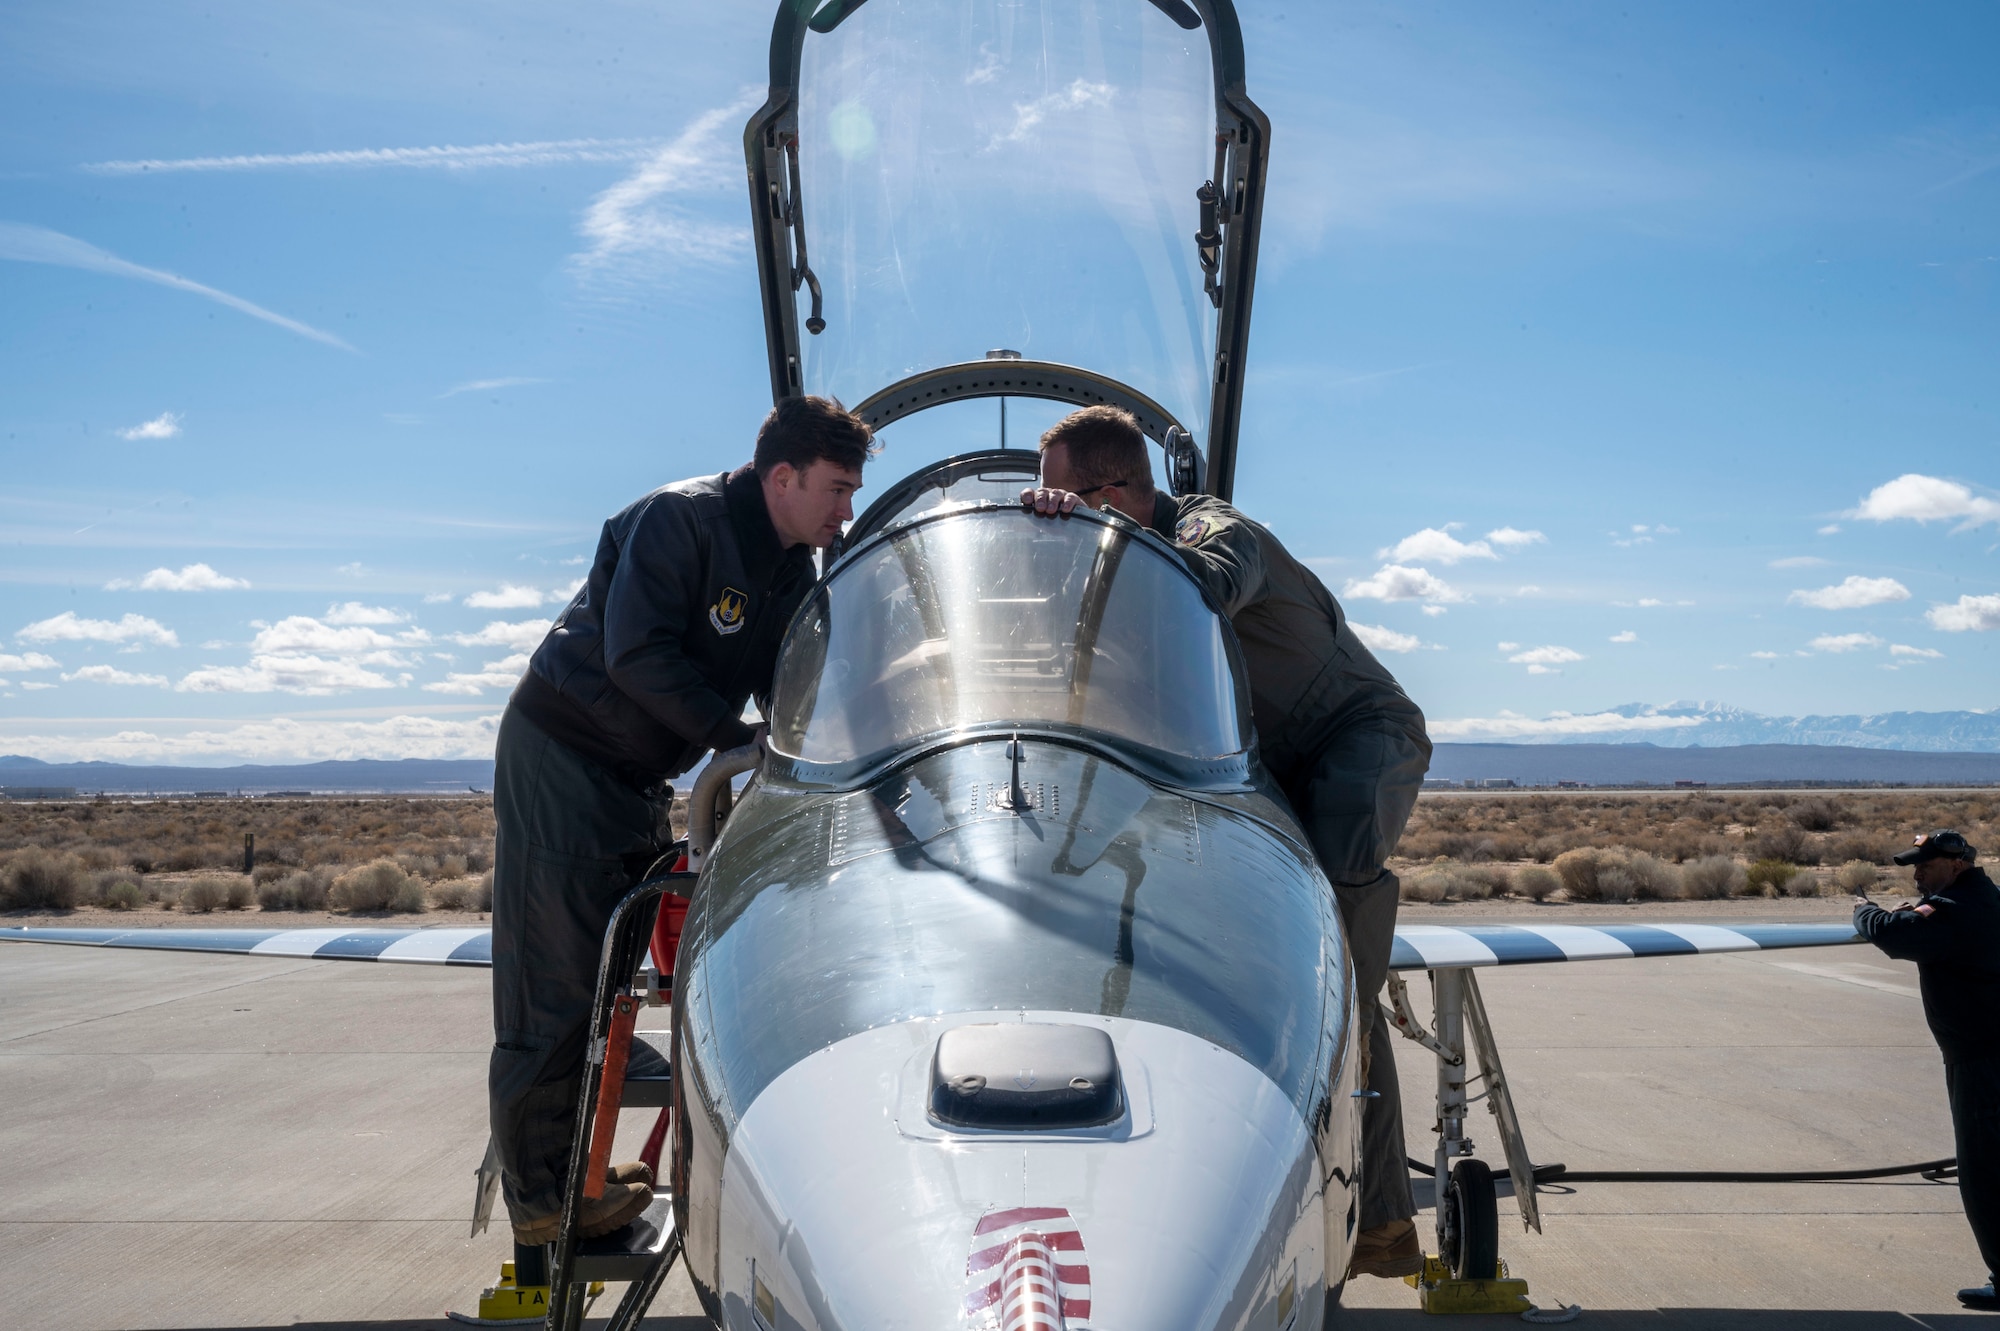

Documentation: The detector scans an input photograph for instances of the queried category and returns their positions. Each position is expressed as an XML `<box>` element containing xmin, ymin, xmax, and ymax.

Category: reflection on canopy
<box><xmin>770</xmin><ymin>506</ymin><xmax>1242</xmax><ymax>767</ymax></box>
<box><xmin>796</xmin><ymin>0</ymin><xmax>1217</xmax><ymax>437</ymax></box>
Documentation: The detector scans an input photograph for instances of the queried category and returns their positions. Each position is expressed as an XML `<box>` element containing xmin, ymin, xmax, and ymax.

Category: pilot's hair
<box><xmin>1038</xmin><ymin>406</ymin><xmax>1155</xmax><ymax>496</ymax></box>
<box><xmin>753</xmin><ymin>395</ymin><xmax>879</xmax><ymax>477</ymax></box>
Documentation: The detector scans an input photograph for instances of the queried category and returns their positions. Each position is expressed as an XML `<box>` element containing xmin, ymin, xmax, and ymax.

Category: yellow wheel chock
<box><xmin>447</xmin><ymin>1260</ymin><xmax>604</xmax><ymax>1326</ymax></box>
<box><xmin>1405</xmin><ymin>1254</ymin><xmax>1533</xmax><ymax>1315</ymax></box>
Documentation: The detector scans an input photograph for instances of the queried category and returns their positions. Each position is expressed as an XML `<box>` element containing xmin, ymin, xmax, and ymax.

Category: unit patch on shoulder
<box><xmin>709</xmin><ymin>587</ymin><xmax>749</xmax><ymax>635</ymax></box>
<box><xmin>1175</xmin><ymin>514</ymin><xmax>1213</xmax><ymax>546</ymax></box>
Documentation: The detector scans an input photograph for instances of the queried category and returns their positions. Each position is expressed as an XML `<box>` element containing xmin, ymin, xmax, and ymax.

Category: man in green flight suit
<box><xmin>1024</xmin><ymin>404</ymin><xmax>1434</xmax><ymax>1278</ymax></box>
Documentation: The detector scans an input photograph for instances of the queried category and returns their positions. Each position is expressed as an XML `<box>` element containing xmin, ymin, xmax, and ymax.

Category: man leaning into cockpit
<box><xmin>490</xmin><ymin>396</ymin><xmax>874</xmax><ymax>1247</ymax></box>
<box><xmin>1024</xmin><ymin>405</ymin><xmax>1433</xmax><ymax>1280</ymax></box>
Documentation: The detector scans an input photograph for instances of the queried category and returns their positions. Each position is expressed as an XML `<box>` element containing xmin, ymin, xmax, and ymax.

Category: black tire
<box><xmin>1442</xmin><ymin>1158</ymin><xmax>1499</xmax><ymax>1281</ymax></box>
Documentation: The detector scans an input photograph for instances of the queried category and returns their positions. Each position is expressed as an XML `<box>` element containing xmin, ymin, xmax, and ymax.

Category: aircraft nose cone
<box><xmin>713</xmin><ymin>1014</ymin><xmax>1337</xmax><ymax>1331</ymax></box>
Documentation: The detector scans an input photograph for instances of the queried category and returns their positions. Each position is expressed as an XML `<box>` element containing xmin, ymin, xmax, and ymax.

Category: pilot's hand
<box><xmin>1020</xmin><ymin>486</ymin><xmax>1082</xmax><ymax>517</ymax></box>
<box><xmin>1852</xmin><ymin>894</ymin><xmax>1871</xmax><ymax>907</ymax></box>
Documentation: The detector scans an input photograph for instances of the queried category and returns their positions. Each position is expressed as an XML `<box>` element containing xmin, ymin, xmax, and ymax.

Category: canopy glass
<box><xmin>769</xmin><ymin>505</ymin><xmax>1243</xmax><ymax>768</ymax></box>
<box><xmin>795</xmin><ymin>0</ymin><xmax>1218</xmax><ymax>436</ymax></box>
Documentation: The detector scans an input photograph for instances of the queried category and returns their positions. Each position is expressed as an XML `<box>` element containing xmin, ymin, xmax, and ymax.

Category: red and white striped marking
<box><xmin>964</xmin><ymin>1206</ymin><xmax>1091</xmax><ymax>1331</ymax></box>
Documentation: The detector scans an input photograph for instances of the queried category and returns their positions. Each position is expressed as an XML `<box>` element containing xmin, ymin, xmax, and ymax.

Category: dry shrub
<box><xmin>1681</xmin><ymin>855</ymin><xmax>1745</xmax><ymax>900</ymax></box>
<box><xmin>1460</xmin><ymin>864</ymin><xmax>1512</xmax><ymax>897</ymax></box>
<box><xmin>1834</xmin><ymin>860</ymin><xmax>1880</xmax><ymax>894</ymax></box>
<box><xmin>1788</xmin><ymin>798</ymin><xmax>1841</xmax><ymax>832</ymax></box>
<box><xmin>1399</xmin><ymin>870</ymin><xmax>1445</xmax><ymax>903</ymax></box>
<box><xmin>1514</xmin><ymin>865</ymin><xmax>1561</xmax><ymax>900</ymax></box>
<box><xmin>1751</xmin><ymin>823</ymin><xmax>1818</xmax><ymax>866</ymax></box>
<box><xmin>429</xmin><ymin>878</ymin><xmax>474</xmax><ymax>910</ymax></box>
<box><xmin>1553</xmin><ymin>847</ymin><xmax>1616</xmax><ymax>901</ymax></box>
<box><xmin>1596</xmin><ymin>860</ymin><xmax>1639</xmax><ymax>903</ymax></box>
<box><xmin>178</xmin><ymin>877</ymin><xmax>235</xmax><ymax>913</ymax></box>
<box><xmin>3</xmin><ymin>848</ymin><xmax>84</xmax><ymax>911</ymax></box>
<box><xmin>1828</xmin><ymin>833</ymin><xmax>1890</xmax><ymax>865</ymax></box>
<box><xmin>438</xmin><ymin>853</ymin><xmax>469</xmax><ymax>880</ymax></box>
<box><xmin>474</xmin><ymin>869</ymin><xmax>494</xmax><ymax>912</ymax></box>
<box><xmin>224</xmin><ymin>877</ymin><xmax>252</xmax><ymax>910</ymax></box>
<box><xmin>330</xmin><ymin>859</ymin><xmax>427</xmax><ymax>914</ymax></box>
<box><xmin>259</xmin><ymin>866</ymin><xmax>333</xmax><ymax>912</ymax></box>
<box><xmin>103</xmin><ymin>880</ymin><xmax>143</xmax><ymax>911</ymax></box>
<box><xmin>251</xmin><ymin>863</ymin><xmax>290</xmax><ymax>887</ymax></box>
<box><xmin>1745</xmin><ymin>859</ymin><xmax>1802</xmax><ymax>897</ymax></box>
<box><xmin>1624</xmin><ymin>851</ymin><xmax>1685</xmax><ymax>900</ymax></box>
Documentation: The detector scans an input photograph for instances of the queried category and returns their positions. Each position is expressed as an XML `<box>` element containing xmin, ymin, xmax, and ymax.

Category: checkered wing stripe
<box><xmin>0</xmin><ymin>927</ymin><xmax>492</xmax><ymax>966</ymax></box>
<box><xmin>1388</xmin><ymin>922</ymin><xmax>1862</xmax><ymax>970</ymax></box>
<box><xmin>965</xmin><ymin>1206</ymin><xmax>1091</xmax><ymax>1329</ymax></box>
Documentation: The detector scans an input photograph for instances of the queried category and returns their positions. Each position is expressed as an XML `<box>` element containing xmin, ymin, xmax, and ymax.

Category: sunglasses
<box><xmin>1072</xmin><ymin>478</ymin><xmax>1130</xmax><ymax>499</ymax></box>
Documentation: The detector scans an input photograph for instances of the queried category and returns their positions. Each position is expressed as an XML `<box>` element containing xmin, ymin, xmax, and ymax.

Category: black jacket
<box><xmin>1855</xmin><ymin>866</ymin><xmax>2000</xmax><ymax>1063</ymax></box>
<box><xmin>510</xmin><ymin>467</ymin><xmax>815</xmax><ymax>786</ymax></box>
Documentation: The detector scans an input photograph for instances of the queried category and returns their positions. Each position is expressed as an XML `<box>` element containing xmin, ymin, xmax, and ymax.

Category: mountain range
<box><xmin>1460</xmin><ymin>701</ymin><xmax>2000</xmax><ymax>752</ymax></box>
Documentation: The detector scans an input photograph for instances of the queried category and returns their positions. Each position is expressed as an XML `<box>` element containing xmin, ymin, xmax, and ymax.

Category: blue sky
<box><xmin>2</xmin><ymin>0</ymin><xmax>1996</xmax><ymax>764</ymax></box>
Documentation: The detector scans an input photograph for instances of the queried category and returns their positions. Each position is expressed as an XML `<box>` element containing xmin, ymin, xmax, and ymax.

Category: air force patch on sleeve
<box><xmin>1175</xmin><ymin>514</ymin><xmax>1213</xmax><ymax>546</ymax></box>
<box><xmin>709</xmin><ymin>587</ymin><xmax>749</xmax><ymax>635</ymax></box>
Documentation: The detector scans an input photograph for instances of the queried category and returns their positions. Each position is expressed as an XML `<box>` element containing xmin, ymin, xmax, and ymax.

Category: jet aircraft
<box><xmin>2</xmin><ymin>1</ymin><xmax>1871</xmax><ymax>1328</ymax></box>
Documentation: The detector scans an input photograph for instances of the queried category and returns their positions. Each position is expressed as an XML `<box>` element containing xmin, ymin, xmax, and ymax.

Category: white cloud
<box><xmin>1928</xmin><ymin>593</ymin><xmax>2000</xmax><ymax>632</ymax></box>
<box><xmin>991</xmin><ymin>79</ymin><xmax>1116</xmax><ymax>147</ymax></box>
<box><xmin>61</xmin><ymin>664</ymin><xmax>167</xmax><ymax>687</ymax></box>
<box><xmin>1380</xmin><ymin>527</ymin><xmax>1495</xmax><ymax>565</ymax></box>
<box><xmin>1818</xmin><ymin>524</ymin><xmax>1843</xmax><ymax>535</ymax></box>
<box><xmin>465</xmin><ymin>583</ymin><xmax>556</xmax><ymax>609</ymax></box>
<box><xmin>85</xmin><ymin>138</ymin><xmax>660</xmax><ymax>176</ymax></box>
<box><xmin>1809</xmin><ymin>632</ymin><xmax>1884</xmax><ymax>653</ymax></box>
<box><xmin>116</xmin><ymin>411</ymin><xmax>182</xmax><ymax>441</ymax></box>
<box><xmin>572</xmin><ymin>93</ymin><xmax>763</xmax><ymax>281</ymax></box>
<box><xmin>423</xmin><ymin>591</ymin><xmax>455</xmax><ymax>604</ymax></box>
<box><xmin>323</xmin><ymin>602</ymin><xmax>407</xmax><ymax>625</ymax></box>
<box><xmin>18</xmin><ymin>612</ymin><xmax>178</xmax><ymax>647</ymax></box>
<box><xmin>423</xmin><ymin>653</ymin><xmax>531</xmax><ymax>696</ymax></box>
<box><xmin>440</xmin><ymin>376</ymin><xmax>550</xmax><ymax>399</ymax></box>
<box><xmin>1890</xmin><ymin>644</ymin><xmax>1944</xmax><ymax>659</ymax></box>
<box><xmin>1851</xmin><ymin>473</ymin><xmax>2000</xmax><ymax>528</ymax></box>
<box><xmin>337</xmin><ymin>562</ymin><xmax>367</xmax><ymax>576</ymax></box>
<box><xmin>0</xmin><ymin>222</ymin><xmax>353</xmax><ymax>351</ymax></box>
<box><xmin>1349</xmin><ymin>623</ymin><xmax>1425</xmax><ymax>654</ymax></box>
<box><xmin>1430</xmin><ymin>710</ymin><xmax>1705</xmax><ymax>741</ymax></box>
<box><xmin>1769</xmin><ymin>555</ymin><xmax>1829</xmax><ymax>569</ymax></box>
<box><xmin>1485</xmin><ymin>527</ymin><xmax>1546</xmax><ymax>550</ymax></box>
<box><xmin>0</xmin><ymin>652</ymin><xmax>59</xmax><ymax>672</ymax></box>
<box><xmin>1609</xmin><ymin>630</ymin><xmax>1638</xmax><ymax>643</ymax></box>
<box><xmin>1513</xmin><ymin>585</ymin><xmax>1542</xmax><ymax>597</ymax></box>
<box><xmin>1750</xmin><ymin>651</ymin><xmax>1782</xmax><ymax>660</ymax></box>
<box><xmin>2</xmin><ymin>714</ymin><xmax>500</xmax><ymax>764</ymax></box>
<box><xmin>178</xmin><ymin>655</ymin><xmax>404</xmax><ymax>695</ymax></box>
<box><xmin>1507</xmin><ymin>645</ymin><xmax>1583</xmax><ymax>674</ymax></box>
<box><xmin>1342</xmin><ymin>564</ymin><xmax>1467</xmax><ymax>604</ymax></box>
<box><xmin>20</xmin><ymin>681</ymin><xmax>56</xmax><ymax>691</ymax></box>
<box><xmin>171</xmin><ymin>614</ymin><xmax>428</xmax><ymax>696</ymax></box>
<box><xmin>1496</xmin><ymin>641</ymin><xmax>1520</xmax><ymax>652</ymax></box>
<box><xmin>105</xmin><ymin>562</ymin><xmax>249</xmax><ymax>592</ymax></box>
<box><xmin>451</xmin><ymin>619</ymin><xmax>551</xmax><ymax>652</ymax></box>
<box><xmin>1420</xmin><ymin>605</ymin><xmax>1448</xmax><ymax>617</ymax></box>
<box><xmin>1788</xmin><ymin>575</ymin><xmax>1911</xmax><ymax>610</ymax></box>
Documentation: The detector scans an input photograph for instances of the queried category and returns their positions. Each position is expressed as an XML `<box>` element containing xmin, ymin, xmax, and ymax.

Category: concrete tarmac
<box><xmin>1</xmin><ymin>926</ymin><xmax>1990</xmax><ymax>1328</ymax></box>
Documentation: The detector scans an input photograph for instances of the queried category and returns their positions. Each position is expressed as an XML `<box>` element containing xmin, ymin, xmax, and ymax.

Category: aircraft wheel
<box><xmin>1439</xmin><ymin>1158</ymin><xmax>1499</xmax><ymax>1281</ymax></box>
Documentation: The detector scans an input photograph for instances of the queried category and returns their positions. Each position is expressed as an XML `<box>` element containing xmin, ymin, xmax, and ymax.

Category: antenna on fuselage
<box><xmin>1002</xmin><ymin>732</ymin><xmax>1031</xmax><ymax>812</ymax></box>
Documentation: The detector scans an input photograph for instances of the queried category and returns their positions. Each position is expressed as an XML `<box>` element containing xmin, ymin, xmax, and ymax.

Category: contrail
<box><xmin>84</xmin><ymin>138</ymin><xmax>662</xmax><ymax>176</ymax></box>
<box><xmin>0</xmin><ymin>222</ymin><xmax>355</xmax><ymax>351</ymax></box>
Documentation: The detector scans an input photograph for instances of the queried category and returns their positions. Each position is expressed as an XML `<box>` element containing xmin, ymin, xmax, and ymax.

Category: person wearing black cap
<box><xmin>1854</xmin><ymin>829</ymin><xmax>2000</xmax><ymax>1310</ymax></box>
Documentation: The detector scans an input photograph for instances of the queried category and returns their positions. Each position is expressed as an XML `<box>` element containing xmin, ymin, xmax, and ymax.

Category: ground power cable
<box><xmin>1405</xmin><ymin>1156</ymin><xmax>1959</xmax><ymax>1323</ymax></box>
<box><xmin>1409</xmin><ymin>1156</ymin><xmax>1957</xmax><ymax>1184</ymax></box>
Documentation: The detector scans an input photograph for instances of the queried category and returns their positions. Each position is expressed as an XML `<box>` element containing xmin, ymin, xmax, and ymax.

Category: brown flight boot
<box><xmin>510</xmin><ymin>1181</ymin><xmax>653</xmax><ymax>1246</ymax></box>
<box><xmin>1347</xmin><ymin>1218</ymin><xmax>1424</xmax><ymax>1278</ymax></box>
<box><xmin>607</xmin><ymin>1161</ymin><xmax>654</xmax><ymax>1189</ymax></box>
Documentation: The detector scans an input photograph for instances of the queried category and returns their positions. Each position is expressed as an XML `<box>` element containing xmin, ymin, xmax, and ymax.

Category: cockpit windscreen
<box><xmin>796</xmin><ymin>0</ymin><xmax>1216</xmax><ymax>435</ymax></box>
<box><xmin>770</xmin><ymin>507</ymin><xmax>1242</xmax><ymax>768</ymax></box>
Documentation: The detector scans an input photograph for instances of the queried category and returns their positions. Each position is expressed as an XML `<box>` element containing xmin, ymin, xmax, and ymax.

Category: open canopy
<box><xmin>746</xmin><ymin>0</ymin><xmax>1268</xmax><ymax>498</ymax></box>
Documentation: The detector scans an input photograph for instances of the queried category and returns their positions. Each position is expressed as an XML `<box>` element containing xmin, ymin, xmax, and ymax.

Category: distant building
<box><xmin>1421</xmin><ymin>779</ymin><xmax>1458</xmax><ymax>790</ymax></box>
<box><xmin>1673</xmin><ymin>779</ymin><xmax>1708</xmax><ymax>789</ymax></box>
<box><xmin>1478</xmin><ymin>778</ymin><xmax>1518</xmax><ymax>789</ymax></box>
<box><xmin>193</xmin><ymin>790</ymin><xmax>231</xmax><ymax>799</ymax></box>
<box><xmin>1</xmin><ymin>786</ymin><xmax>77</xmax><ymax>800</ymax></box>
<box><xmin>1556</xmin><ymin>780</ymin><xmax>1586</xmax><ymax>789</ymax></box>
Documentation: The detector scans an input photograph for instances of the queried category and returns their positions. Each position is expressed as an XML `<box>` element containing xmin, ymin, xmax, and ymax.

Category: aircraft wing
<box><xmin>0</xmin><ymin>926</ymin><xmax>491</xmax><ymax>964</ymax></box>
<box><xmin>4</xmin><ymin>921</ymin><xmax>1861</xmax><ymax>970</ymax></box>
<box><xmin>1389</xmin><ymin>921</ymin><xmax>1861</xmax><ymax>970</ymax></box>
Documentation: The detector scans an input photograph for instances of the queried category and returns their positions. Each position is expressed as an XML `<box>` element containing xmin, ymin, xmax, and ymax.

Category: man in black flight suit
<box><xmin>1854</xmin><ymin>829</ymin><xmax>2000</xmax><ymax>1311</ymax></box>
<box><xmin>491</xmin><ymin>396</ymin><xmax>874</xmax><ymax>1245</ymax></box>
<box><xmin>1024</xmin><ymin>405</ymin><xmax>1434</xmax><ymax>1279</ymax></box>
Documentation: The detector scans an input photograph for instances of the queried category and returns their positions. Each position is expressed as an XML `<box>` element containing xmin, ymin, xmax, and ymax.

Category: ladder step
<box><xmin>622</xmin><ymin>1030</ymin><xmax>673</xmax><ymax>1108</ymax></box>
<box><xmin>572</xmin><ymin>1193</ymin><xmax>678</xmax><ymax>1283</ymax></box>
